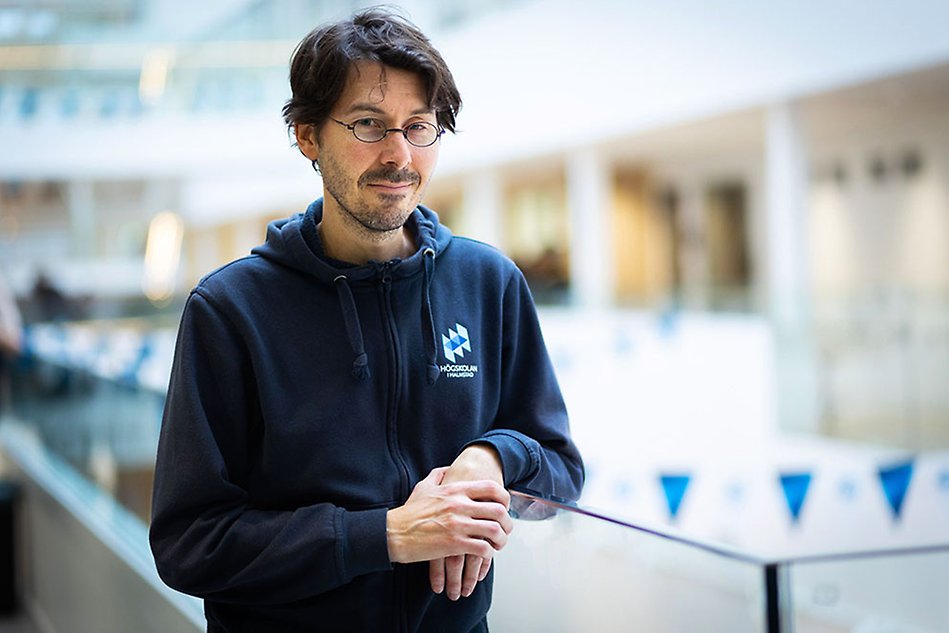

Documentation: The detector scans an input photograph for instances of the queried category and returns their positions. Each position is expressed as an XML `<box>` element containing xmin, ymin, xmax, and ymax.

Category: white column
<box><xmin>566</xmin><ymin>148</ymin><xmax>613</xmax><ymax>308</ymax></box>
<box><xmin>764</xmin><ymin>102</ymin><xmax>819</xmax><ymax>434</ymax></box>
<box><xmin>766</xmin><ymin>103</ymin><xmax>810</xmax><ymax>327</ymax></box>
<box><xmin>461</xmin><ymin>169</ymin><xmax>503</xmax><ymax>249</ymax></box>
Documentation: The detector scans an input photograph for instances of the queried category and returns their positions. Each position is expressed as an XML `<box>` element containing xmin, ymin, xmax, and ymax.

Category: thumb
<box><xmin>417</xmin><ymin>466</ymin><xmax>450</xmax><ymax>489</ymax></box>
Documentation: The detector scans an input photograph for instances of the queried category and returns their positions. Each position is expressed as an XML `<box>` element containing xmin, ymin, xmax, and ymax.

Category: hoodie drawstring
<box><xmin>333</xmin><ymin>275</ymin><xmax>370</xmax><ymax>381</ymax></box>
<box><xmin>421</xmin><ymin>248</ymin><xmax>440</xmax><ymax>385</ymax></box>
<box><xmin>333</xmin><ymin>250</ymin><xmax>439</xmax><ymax>385</ymax></box>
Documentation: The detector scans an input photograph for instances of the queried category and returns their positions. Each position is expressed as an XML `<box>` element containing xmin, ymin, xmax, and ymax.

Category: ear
<box><xmin>295</xmin><ymin>123</ymin><xmax>319</xmax><ymax>161</ymax></box>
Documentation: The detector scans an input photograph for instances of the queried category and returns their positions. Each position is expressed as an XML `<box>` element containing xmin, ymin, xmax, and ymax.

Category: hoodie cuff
<box><xmin>336</xmin><ymin>506</ymin><xmax>392</xmax><ymax>583</ymax></box>
<box><xmin>464</xmin><ymin>429</ymin><xmax>541</xmax><ymax>487</ymax></box>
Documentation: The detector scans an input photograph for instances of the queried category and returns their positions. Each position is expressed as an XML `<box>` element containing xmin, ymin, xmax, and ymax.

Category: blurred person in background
<box><xmin>0</xmin><ymin>272</ymin><xmax>22</xmax><ymax>413</ymax></box>
<box><xmin>149</xmin><ymin>8</ymin><xmax>583</xmax><ymax>633</ymax></box>
<box><xmin>28</xmin><ymin>270</ymin><xmax>71</xmax><ymax>322</ymax></box>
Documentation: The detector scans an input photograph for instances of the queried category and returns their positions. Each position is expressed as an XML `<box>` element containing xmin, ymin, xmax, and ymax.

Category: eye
<box><xmin>403</xmin><ymin>121</ymin><xmax>440</xmax><ymax>147</ymax></box>
<box><xmin>353</xmin><ymin>118</ymin><xmax>385</xmax><ymax>130</ymax></box>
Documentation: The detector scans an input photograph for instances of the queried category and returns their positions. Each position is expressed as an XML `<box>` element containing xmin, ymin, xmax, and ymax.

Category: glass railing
<box><xmin>492</xmin><ymin>489</ymin><xmax>767</xmax><ymax>631</ymax></box>
<box><xmin>491</xmin><ymin>488</ymin><xmax>949</xmax><ymax>632</ymax></box>
<box><xmin>8</xmin><ymin>321</ymin><xmax>174</xmax><ymax>523</ymax></box>
<box><xmin>3</xmin><ymin>321</ymin><xmax>948</xmax><ymax>632</ymax></box>
<box><xmin>784</xmin><ymin>546</ymin><xmax>949</xmax><ymax>632</ymax></box>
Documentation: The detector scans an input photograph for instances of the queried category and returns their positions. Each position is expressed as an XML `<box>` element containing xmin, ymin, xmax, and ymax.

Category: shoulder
<box><xmin>193</xmin><ymin>255</ymin><xmax>261</xmax><ymax>295</ymax></box>
<box><xmin>192</xmin><ymin>254</ymin><xmax>305</xmax><ymax>308</ymax></box>
<box><xmin>435</xmin><ymin>237</ymin><xmax>527</xmax><ymax>303</ymax></box>
<box><xmin>443</xmin><ymin>236</ymin><xmax>519</xmax><ymax>276</ymax></box>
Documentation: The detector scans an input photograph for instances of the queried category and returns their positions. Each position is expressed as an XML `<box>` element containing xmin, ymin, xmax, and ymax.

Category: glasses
<box><xmin>330</xmin><ymin>117</ymin><xmax>443</xmax><ymax>148</ymax></box>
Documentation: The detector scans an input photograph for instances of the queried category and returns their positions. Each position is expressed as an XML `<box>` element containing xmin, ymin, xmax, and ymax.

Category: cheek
<box><xmin>415</xmin><ymin>149</ymin><xmax>439</xmax><ymax>179</ymax></box>
<box><xmin>323</xmin><ymin>150</ymin><xmax>369</xmax><ymax>180</ymax></box>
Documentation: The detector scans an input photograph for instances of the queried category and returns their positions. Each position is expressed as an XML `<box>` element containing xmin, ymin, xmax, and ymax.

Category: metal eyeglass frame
<box><xmin>329</xmin><ymin>117</ymin><xmax>443</xmax><ymax>148</ymax></box>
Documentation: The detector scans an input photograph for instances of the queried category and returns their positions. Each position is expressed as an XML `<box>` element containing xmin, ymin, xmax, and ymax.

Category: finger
<box><xmin>467</xmin><ymin>519</ymin><xmax>509</xmax><ymax>551</ymax></box>
<box><xmin>444</xmin><ymin>554</ymin><xmax>464</xmax><ymax>601</ymax></box>
<box><xmin>478</xmin><ymin>556</ymin><xmax>492</xmax><ymax>582</ymax></box>
<box><xmin>413</xmin><ymin>467</ymin><xmax>450</xmax><ymax>495</ymax></box>
<box><xmin>498</xmin><ymin>508</ymin><xmax>514</xmax><ymax>534</ymax></box>
<box><xmin>427</xmin><ymin>466</ymin><xmax>450</xmax><ymax>485</ymax></box>
<box><xmin>445</xmin><ymin>480</ymin><xmax>510</xmax><ymax>506</ymax></box>
<box><xmin>429</xmin><ymin>558</ymin><xmax>445</xmax><ymax>594</ymax></box>
<box><xmin>461</xmin><ymin>554</ymin><xmax>482</xmax><ymax>597</ymax></box>
<box><xmin>467</xmin><ymin>501</ymin><xmax>515</xmax><ymax>534</ymax></box>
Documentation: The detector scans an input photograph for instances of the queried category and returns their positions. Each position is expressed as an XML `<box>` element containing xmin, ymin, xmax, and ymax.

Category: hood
<box><xmin>251</xmin><ymin>199</ymin><xmax>453</xmax><ymax>385</ymax></box>
<box><xmin>252</xmin><ymin>198</ymin><xmax>453</xmax><ymax>285</ymax></box>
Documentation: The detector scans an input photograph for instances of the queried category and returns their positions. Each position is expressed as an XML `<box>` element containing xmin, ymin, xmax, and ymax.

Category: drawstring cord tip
<box><xmin>426</xmin><ymin>364</ymin><xmax>440</xmax><ymax>385</ymax></box>
<box><xmin>352</xmin><ymin>353</ymin><xmax>370</xmax><ymax>381</ymax></box>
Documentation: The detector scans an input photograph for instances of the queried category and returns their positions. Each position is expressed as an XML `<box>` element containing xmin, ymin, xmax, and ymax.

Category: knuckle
<box><xmin>491</xmin><ymin>532</ymin><xmax>507</xmax><ymax>550</ymax></box>
<box><xmin>445</xmin><ymin>514</ymin><xmax>463</xmax><ymax>531</ymax></box>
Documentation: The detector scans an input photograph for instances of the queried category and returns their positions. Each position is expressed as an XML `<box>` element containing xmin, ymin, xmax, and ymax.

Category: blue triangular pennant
<box><xmin>779</xmin><ymin>472</ymin><xmax>812</xmax><ymax>523</ymax></box>
<box><xmin>659</xmin><ymin>473</ymin><xmax>691</xmax><ymax>520</ymax></box>
<box><xmin>878</xmin><ymin>460</ymin><xmax>914</xmax><ymax>520</ymax></box>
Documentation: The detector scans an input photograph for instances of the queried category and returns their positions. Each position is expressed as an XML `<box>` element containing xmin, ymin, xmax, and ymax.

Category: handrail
<box><xmin>510</xmin><ymin>486</ymin><xmax>767</xmax><ymax>565</ymax></box>
<box><xmin>509</xmin><ymin>486</ymin><xmax>949</xmax><ymax>567</ymax></box>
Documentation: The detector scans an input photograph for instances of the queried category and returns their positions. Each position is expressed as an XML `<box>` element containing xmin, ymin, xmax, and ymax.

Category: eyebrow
<box><xmin>342</xmin><ymin>102</ymin><xmax>435</xmax><ymax>118</ymax></box>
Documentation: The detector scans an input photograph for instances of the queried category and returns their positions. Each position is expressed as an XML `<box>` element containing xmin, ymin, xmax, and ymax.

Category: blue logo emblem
<box><xmin>442</xmin><ymin>323</ymin><xmax>471</xmax><ymax>363</ymax></box>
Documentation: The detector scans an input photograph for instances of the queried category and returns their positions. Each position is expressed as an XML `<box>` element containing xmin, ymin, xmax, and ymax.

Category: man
<box><xmin>150</xmin><ymin>8</ymin><xmax>583</xmax><ymax>632</ymax></box>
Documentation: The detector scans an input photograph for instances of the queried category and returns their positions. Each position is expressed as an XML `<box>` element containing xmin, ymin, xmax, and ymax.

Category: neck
<box><xmin>318</xmin><ymin>208</ymin><xmax>415</xmax><ymax>264</ymax></box>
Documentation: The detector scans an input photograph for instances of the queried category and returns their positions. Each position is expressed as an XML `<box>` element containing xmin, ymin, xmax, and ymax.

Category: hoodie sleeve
<box><xmin>149</xmin><ymin>291</ymin><xmax>391</xmax><ymax>605</ymax></box>
<box><xmin>464</xmin><ymin>269</ymin><xmax>585</xmax><ymax>501</ymax></box>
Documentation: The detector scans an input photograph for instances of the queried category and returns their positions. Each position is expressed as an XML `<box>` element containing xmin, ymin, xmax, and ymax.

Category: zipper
<box><xmin>379</xmin><ymin>261</ymin><xmax>409</xmax><ymax>498</ymax></box>
<box><xmin>379</xmin><ymin>261</ymin><xmax>410</xmax><ymax>632</ymax></box>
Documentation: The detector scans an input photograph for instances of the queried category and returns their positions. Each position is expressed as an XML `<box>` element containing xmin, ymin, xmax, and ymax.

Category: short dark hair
<box><xmin>282</xmin><ymin>7</ymin><xmax>461</xmax><ymax>134</ymax></box>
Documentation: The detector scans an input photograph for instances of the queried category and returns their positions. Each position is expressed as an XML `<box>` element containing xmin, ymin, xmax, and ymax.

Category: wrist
<box><xmin>385</xmin><ymin>508</ymin><xmax>402</xmax><ymax>563</ymax></box>
<box><xmin>455</xmin><ymin>443</ymin><xmax>504</xmax><ymax>486</ymax></box>
<box><xmin>474</xmin><ymin>443</ymin><xmax>503</xmax><ymax>473</ymax></box>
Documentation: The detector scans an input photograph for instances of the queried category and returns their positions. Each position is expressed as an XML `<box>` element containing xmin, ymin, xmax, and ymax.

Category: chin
<box><xmin>362</xmin><ymin>212</ymin><xmax>413</xmax><ymax>233</ymax></box>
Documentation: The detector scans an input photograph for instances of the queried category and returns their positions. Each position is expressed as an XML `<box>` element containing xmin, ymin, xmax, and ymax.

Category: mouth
<box><xmin>368</xmin><ymin>181</ymin><xmax>415</xmax><ymax>193</ymax></box>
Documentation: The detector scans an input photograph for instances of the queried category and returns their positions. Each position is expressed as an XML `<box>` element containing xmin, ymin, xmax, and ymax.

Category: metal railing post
<box><xmin>764</xmin><ymin>563</ymin><xmax>792</xmax><ymax>633</ymax></box>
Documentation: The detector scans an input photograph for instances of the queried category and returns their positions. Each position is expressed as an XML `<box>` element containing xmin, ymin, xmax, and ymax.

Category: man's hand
<box><xmin>386</xmin><ymin>464</ymin><xmax>512</xmax><ymax>569</ymax></box>
<box><xmin>429</xmin><ymin>445</ymin><xmax>509</xmax><ymax>601</ymax></box>
<box><xmin>440</xmin><ymin>444</ymin><xmax>505</xmax><ymax>487</ymax></box>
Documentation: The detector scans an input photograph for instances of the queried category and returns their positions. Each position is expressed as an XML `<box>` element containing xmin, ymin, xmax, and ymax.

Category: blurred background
<box><xmin>0</xmin><ymin>0</ymin><xmax>948</xmax><ymax>631</ymax></box>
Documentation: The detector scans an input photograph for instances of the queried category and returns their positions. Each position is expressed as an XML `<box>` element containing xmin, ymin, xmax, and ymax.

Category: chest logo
<box><xmin>442</xmin><ymin>323</ymin><xmax>472</xmax><ymax>362</ymax></box>
<box><xmin>440</xmin><ymin>323</ymin><xmax>479</xmax><ymax>379</ymax></box>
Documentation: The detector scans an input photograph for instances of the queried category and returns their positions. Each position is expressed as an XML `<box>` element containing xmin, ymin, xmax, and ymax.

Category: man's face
<box><xmin>304</xmin><ymin>61</ymin><xmax>440</xmax><ymax>235</ymax></box>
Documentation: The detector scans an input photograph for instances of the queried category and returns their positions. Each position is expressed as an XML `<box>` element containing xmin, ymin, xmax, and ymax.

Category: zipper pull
<box><xmin>380</xmin><ymin>262</ymin><xmax>393</xmax><ymax>285</ymax></box>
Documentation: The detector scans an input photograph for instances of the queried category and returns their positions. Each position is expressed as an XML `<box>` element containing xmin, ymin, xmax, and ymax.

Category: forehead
<box><xmin>335</xmin><ymin>61</ymin><xmax>431</xmax><ymax>115</ymax></box>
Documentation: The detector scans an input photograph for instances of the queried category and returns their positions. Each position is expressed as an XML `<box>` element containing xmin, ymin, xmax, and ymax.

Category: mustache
<box><xmin>359</xmin><ymin>167</ymin><xmax>420</xmax><ymax>186</ymax></box>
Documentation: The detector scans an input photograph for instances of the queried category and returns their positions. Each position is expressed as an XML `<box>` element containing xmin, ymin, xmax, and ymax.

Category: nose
<box><xmin>378</xmin><ymin>130</ymin><xmax>413</xmax><ymax>169</ymax></box>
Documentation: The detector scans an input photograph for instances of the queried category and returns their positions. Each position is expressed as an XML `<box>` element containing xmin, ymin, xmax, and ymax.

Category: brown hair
<box><xmin>282</xmin><ymin>7</ymin><xmax>461</xmax><ymax>134</ymax></box>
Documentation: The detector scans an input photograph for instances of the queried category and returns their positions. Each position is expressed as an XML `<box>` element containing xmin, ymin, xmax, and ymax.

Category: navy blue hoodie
<box><xmin>150</xmin><ymin>200</ymin><xmax>584</xmax><ymax>632</ymax></box>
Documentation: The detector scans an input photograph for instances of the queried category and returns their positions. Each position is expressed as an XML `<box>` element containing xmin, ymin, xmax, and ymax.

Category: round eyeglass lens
<box><xmin>405</xmin><ymin>123</ymin><xmax>439</xmax><ymax>147</ymax></box>
<box><xmin>353</xmin><ymin>119</ymin><xmax>386</xmax><ymax>142</ymax></box>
